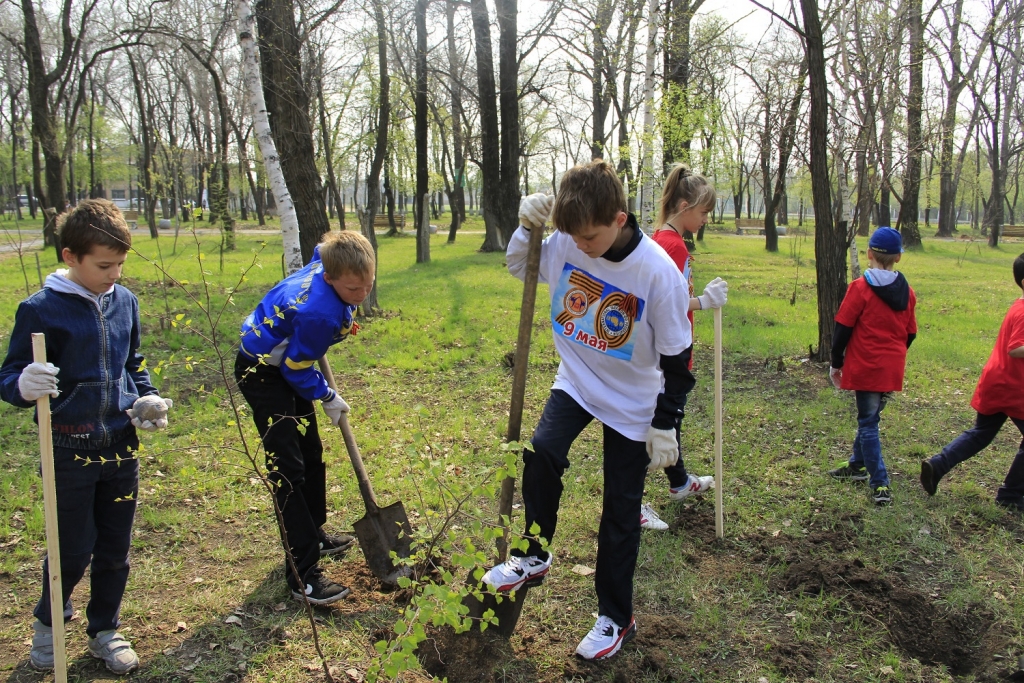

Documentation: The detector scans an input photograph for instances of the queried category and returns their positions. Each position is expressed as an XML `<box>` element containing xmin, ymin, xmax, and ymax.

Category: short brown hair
<box><xmin>551</xmin><ymin>160</ymin><xmax>626</xmax><ymax>235</ymax></box>
<box><xmin>318</xmin><ymin>230</ymin><xmax>376</xmax><ymax>278</ymax></box>
<box><xmin>869</xmin><ymin>249</ymin><xmax>900</xmax><ymax>268</ymax></box>
<box><xmin>57</xmin><ymin>199</ymin><xmax>132</xmax><ymax>256</ymax></box>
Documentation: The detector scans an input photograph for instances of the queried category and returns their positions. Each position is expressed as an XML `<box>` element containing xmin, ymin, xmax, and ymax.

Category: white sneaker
<box><xmin>669</xmin><ymin>474</ymin><xmax>715</xmax><ymax>501</ymax></box>
<box><xmin>640</xmin><ymin>503</ymin><xmax>668</xmax><ymax>530</ymax></box>
<box><xmin>29</xmin><ymin>620</ymin><xmax>53</xmax><ymax>670</ymax></box>
<box><xmin>88</xmin><ymin>629</ymin><xmax>140</xmax><ymax>674</ymax></box>
<box><xmin>575</xmin><ymin>615</ymin><xmax>637</xmax><ymax>660</ymax></box>
<box><xmin>481</xmin><ymin>553</ymin><xmax>552</xmax><ymax>592</ymax></box>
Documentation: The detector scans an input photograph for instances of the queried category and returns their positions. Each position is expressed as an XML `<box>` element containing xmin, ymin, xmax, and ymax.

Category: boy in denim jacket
<box><xmin>234</xmin><ymin>230</ymin><xmax>375</xmax><ymax>605</ymax></box>
<box><xmin>0</xmin><ymin>199</ymin><xmax>171</xmax><ymax>673</ymax></box>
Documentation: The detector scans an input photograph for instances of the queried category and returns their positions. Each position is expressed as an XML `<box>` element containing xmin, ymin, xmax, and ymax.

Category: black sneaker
<box><xmin>319</xmin><ymin>532</ymin><xmax>356</xmax><ymax>557</ymax></box>
<box><xmin>872</xmin><ymin>486</ymin><xmax>892</xmax><ymax>506</ymax></box>
<box><xmin>995</xmin><ymin>498</ymin><xmax>1024</xmax><ymax>513</ymax></box>
<box><xmin>920</xmin><ymin>460</ymin><xmax>940</xmax><ymax>496</ymax></box>
<box><xmin>291</xmin><ymin>568</ymin><xmax>351</xmax><ymax>605</ymax></box>
<box><xmin>829</xmin><ymin>464</ymin><xmax>869</xmax><ymax>482</ymax></box>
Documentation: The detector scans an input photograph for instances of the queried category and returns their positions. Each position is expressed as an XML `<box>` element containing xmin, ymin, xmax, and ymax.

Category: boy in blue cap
<box><xmin>827</xmin><ymin>227</ymin><xmax>918</xmax><ymax>505</ymax></box>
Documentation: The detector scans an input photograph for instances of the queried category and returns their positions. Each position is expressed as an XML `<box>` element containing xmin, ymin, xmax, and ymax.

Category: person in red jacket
<box><xmin>920</xmin><ymin>253</ymin><xmax>1024</xmax><ymax>511</ymax></box>
<box><xmin>827</xmin><ymin>227</ymin><xmax>918</xmax><ymax>505</ymax></box>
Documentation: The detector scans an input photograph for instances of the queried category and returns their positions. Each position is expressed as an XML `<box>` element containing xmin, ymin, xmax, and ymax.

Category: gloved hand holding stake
<box><xmin>322</xmin><ymin>394</ymin><xmax>350</xmax><ymax>426</ymax></box>
<box><xmin>18</xmin><ymin>362</ymin><xmax>59</xmax><ymax>401</ymax></box>
<box><xmin>519</xmin><ymin>193</ymin><xmax>554</xmax><ymax>230</ymax></box>
<box><xmin>127</xmin><ymin>396</ymin><xmax>173</xmax><ymax>432</ymax></box>
<box><xmin>645</xmin><ymin>426</ymin><xmax>678</xmax><ymax>471</ymax></box>
<box><xmin>697</xmin><ymin>277</ymin><xmax>728</xmax><ymax>310</ymax></box>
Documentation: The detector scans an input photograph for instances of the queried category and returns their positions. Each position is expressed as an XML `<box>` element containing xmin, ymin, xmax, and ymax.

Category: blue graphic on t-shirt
<box><xmin>551</xmin><ymin>263</ymin><xmax>645</xmax><ymax>361</ymax></box>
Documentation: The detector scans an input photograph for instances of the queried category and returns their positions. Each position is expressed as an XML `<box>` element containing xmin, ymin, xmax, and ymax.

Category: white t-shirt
<box><xmin>507</xmin><ymin>226</ymin><xmax>692</xmax><ymax>441</ymax></box>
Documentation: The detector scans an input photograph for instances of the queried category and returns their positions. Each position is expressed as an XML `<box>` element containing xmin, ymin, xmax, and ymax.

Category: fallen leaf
<box><xmin>880</xmin><ymin>665</ymin><xmax>895</xmax><ymax>675</ymax></box>
<box><xmin>784</xmin><ymin>611</ymin><xmax>800</xmax><ymax>618</ymax></box>
<box><xmin>193</xmin><ymin>577</ymin><xmax>204</xmax><ymax>584</ymax></box>
<box><xmin>346</xmin><ymin>668</ymin><xmax>364</xmax><ymax>682</ymax></box>
<box><xmin>174</xmin><ymin>621</ymin><xmax>187</xmax><ymax>632</ymax></box>
<box><xmin>772</xmin><ymin>529</ymin><xmax>781</xmax><ymax>537</ymax></box>
<box><xmin>224</xmin><ymin>615</ymin><xmax>243</xmax><ymax>626</ymax></box>
<box><xmin>994</xmin><ymin>591</ymin><xmax>1006</xmax><ymax>601</ymax></box>
<box><xmin>571</xmin><ymin>564</ymin><xmax>596</xmax><ymax>576</ymax></box>
<box><xmin>273</xmin><ymin>602</ymin><xmax>288</xmax><ymax>612</ymax></box>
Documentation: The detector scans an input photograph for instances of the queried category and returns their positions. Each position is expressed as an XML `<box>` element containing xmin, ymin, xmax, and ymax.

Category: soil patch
<box><xmin>779</xmin><ymin>558</ymin><xmax>995</xmax><ymax>675</ymax></box>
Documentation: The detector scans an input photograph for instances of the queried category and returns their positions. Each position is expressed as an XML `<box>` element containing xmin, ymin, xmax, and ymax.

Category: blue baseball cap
<box><xmin>868</xmin><ymin>227</ymin><xmax>903</xmax><ymax>254</ymax></box>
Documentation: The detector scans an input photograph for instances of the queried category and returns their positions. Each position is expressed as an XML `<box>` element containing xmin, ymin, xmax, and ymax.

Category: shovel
<box><xmin>463</xmin><ymin>217</ymin><xmax>547</xmax><ymax>636</ymax></box>
<box><xmin>319</xmin><ymin>357</ymin><xmax>413</xmax><ymax>586</ymax></box>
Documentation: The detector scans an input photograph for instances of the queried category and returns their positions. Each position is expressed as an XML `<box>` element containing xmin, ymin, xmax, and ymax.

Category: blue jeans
<box><xmin>34</xmin><ymin>435</ymin><xmax>139</xmax><ymax>637</ymax></box>
<box><xmin>929</xmin><ymin>412</ymin><xmax>1024</xmax><ymax>504</ymax></box>
<box><xmin>848</xmin><ymin>391</ymin><xmax>890</xmax><ymax>489</ymax></box>
<box><xmin>514</xmin><ymin>389</ymin><xmax>648</xmax><ymax>628</ymax></box>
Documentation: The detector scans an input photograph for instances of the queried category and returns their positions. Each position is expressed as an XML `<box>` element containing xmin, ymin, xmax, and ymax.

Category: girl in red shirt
<box><xmin>921</xmin><ymin>253</ymin><xmax>1024</xmax><ymax>512</ymax></box>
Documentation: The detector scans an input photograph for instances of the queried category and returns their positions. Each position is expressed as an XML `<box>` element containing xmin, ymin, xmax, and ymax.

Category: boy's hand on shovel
<box><xmin>322</xmin><ymin>394</ymin><xmax>351</xmax><ymax>426</ymax></box>
<box><xmin>519</xmin><ymin>193</ymin><xmax>554</xmax><ymax>230</ymax></box>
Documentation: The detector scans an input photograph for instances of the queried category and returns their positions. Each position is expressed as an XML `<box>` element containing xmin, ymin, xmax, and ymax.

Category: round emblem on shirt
<box><xmin>563</xmin><ymin>288</ymin><xmax>589</xmax><ymax>316</ymax></box>
<box><xmin>596</xmin><ymin>292</ymin><xmax>635</xmax><ymax>349</ymax></box>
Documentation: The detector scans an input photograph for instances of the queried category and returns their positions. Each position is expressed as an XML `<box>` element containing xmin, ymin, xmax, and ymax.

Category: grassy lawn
<box><xmin>0</xmin><ymin>222</ymin><xmax>1023</xmax><ymax>682</ymax></box>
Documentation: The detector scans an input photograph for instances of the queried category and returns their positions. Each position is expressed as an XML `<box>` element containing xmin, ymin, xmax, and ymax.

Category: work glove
<box><xmin>697</xmin><ymin>277</ymin><xmax>728</xmax><ymax>310</ymax></box>
<box><xmin>518</xmin><ymin>193</ymin><xmax>554</xmax><ymax>230</ymax></box>
<box><xmin>829</xmin><ymin>367</ymin><xmax>843</xmax><ymax>389</ymax></box>
<box><xmin>127</xmin><ymin>396</ymin><xmax>173</xmax><ymax>432</ymax></box>
<box><xmin>18</xmin><ymin>362</ymin><xmax>60</xmax><ymax>401</ymax></box>
<box><xmin>322</xmin><ymin>394</ymin><xmax>350</xmax><ymax>426</ymax></box>
<box><xmin>645</xmin><ymin>426</ymin><xmax>678</xmax><ymax>472</ymax></box>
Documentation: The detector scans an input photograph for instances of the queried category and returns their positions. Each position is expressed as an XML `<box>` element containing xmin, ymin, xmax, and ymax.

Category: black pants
<box><xmin>35</xmin><ymin>435</ymin><xmax>139</xmax><ymax>637</ymax></box>
<box><xmin>235</xmin><ymin>355</ymin><xmax>327</xmax><ymax>587</ymax></box>
<box><xmin>931</xmin><ymin>411</ymin><xmax>1024</xmax><ymax>504</ymax></box>
<box><xmin>514</xmin><ymin>389</ymin><xmax>648</xmax><ymax>628</ymax></box>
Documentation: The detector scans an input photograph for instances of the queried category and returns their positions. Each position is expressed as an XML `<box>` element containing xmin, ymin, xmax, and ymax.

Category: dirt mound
<box><xmin>779</xmin><ymin>558</ymin><xmax>994</xmax><ymax>675</ymax></box>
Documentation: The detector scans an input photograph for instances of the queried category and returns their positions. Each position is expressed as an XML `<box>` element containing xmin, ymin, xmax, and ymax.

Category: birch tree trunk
<box><xmin>638</xmin><ymin>0</ymin><xmax>659</xmax><ymax>232</ymax></box>
<box><xmin>236</xmin><ymin>0</ymin><xmax>302</xmax><ymax>274</ymax></box>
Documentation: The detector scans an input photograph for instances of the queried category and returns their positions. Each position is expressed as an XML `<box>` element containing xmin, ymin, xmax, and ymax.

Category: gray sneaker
<box><xmin>88</xmin><ymin>630</ymin><xmax>139</xmax><ymax>674</ymax></box>
<box><xmin>29</xmin><ymin>620</ymin><xmax>54</xmax><ymax>670</ymax></box>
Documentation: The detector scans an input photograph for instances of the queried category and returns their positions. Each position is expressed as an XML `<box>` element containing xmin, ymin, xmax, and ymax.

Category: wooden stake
<box><xmin>714</xmin><ymin>308</ymin><xmax>724</xmax><ymax>539</ymax></box>
<box><xmin>32</xmin><ymin>333</ymin><xmax>67</xmax><ymax>683</ymax></box>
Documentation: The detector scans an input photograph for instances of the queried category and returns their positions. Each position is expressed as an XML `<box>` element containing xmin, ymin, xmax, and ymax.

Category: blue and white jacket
<box><xmin>238</xmin><ymin>246</ymin><xmax>356</xmax><ymax>402</ymax></box>
<box><xmin>0</xmin><ymin>274</ymin><xmax>157</xmax><ymax>449</ymax></box>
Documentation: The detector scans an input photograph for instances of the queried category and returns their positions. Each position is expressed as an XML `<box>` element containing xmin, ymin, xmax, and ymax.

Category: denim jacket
<box><xmin>0</xmin><ymin>274</ymin><xmax>157</xmax><ymax>449</ymax></box>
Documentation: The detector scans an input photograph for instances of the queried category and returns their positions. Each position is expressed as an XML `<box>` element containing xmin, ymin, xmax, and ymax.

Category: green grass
<box><xmin>0</xmin><ymin>221</ymin><xmax>1023</xmax><ymax>681</ymax></box>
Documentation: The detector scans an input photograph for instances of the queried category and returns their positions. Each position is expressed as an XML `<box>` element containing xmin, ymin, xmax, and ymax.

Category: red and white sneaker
<box><xmin>575</xmin><ymin>615</ymin><xmax>637</xmax><ymax>660</ymax></box>
<box><xmin>640</xmin><ymin>503</ymin><xmax>668</xmax><ymax>531</ymax></box>
<box><xmin>669</xmin><ymin>474</ymin><xmax>715</xmax><ymax>501</ymax></box>
<box><xmin>481</xmin><ymin>553</ymin><xmax>552</xmax><ymax>592</ymax></box>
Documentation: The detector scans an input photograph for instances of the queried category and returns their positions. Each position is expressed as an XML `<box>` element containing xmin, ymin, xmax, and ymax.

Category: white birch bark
<box><xmin>638</xmin><ymin>0</ymin><xmax>660</xmax><ymax>233</ymax></box>
<box><xmin>236</xmin><ymin>0</ymin><xmax>303</xmax><ymax>275</ymax></box>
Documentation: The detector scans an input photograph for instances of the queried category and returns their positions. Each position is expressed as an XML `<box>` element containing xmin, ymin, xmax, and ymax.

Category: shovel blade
<box><xmin>354</xmin><ymin>501</ymin><xmax>413</xmax><ymax>586</ymax></box>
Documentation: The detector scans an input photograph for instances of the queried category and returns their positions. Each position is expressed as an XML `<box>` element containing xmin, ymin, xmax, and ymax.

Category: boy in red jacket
<box><xmin>827</xmin><ymin>227</ymin><xmax>918</xmax><ymax>505</ymax></box>
<box><xmin>920</xmin><ymin>253</ymin><xmax>1024</xmax><ymax>511</ymax></box>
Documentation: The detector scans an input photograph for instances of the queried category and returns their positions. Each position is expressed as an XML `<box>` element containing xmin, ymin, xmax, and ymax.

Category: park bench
<box><xmin>372</xmin><ymin>213</ymin><xmax>405</xmax><ymax>230</ymax></box>
<box><xmin>1001</xmin><ymin>225</ymin><xmax>1024</xmax><ymax>239</ymax></box>
<box><xmin>122</xmin><ymin>210</ymin><xmax>139</xmax><ymax>229</ymax></box>
<box><xmin>736</xmin><ymin>217</ymin><xmax>763</xmax><ymax>235</ymax></box>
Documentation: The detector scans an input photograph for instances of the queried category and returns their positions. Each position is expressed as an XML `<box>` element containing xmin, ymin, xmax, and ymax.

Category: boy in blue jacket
<box><xmin>0</xmin><ymin>199</ymin><xmax>171</xmax><ymax>674</ymax></box>
<box><xmin>234</xmin><ymin>230</ymin><xmax>375</xmax><ymax>605</ymax></box>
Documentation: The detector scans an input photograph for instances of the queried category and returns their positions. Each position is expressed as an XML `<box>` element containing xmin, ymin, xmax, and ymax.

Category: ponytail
<box><xmin>656</xmin><ymin>165</ymin><xmax>717</xmax><ymax>229</ymax></box>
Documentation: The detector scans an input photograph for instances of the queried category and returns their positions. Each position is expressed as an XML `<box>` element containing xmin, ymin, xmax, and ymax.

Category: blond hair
<box><xmin>656</xmin><ymin>165</ymin><xmax>716</xmax><ymax>229</ymax></box>
<box><xmin>318</xmin><ymin>230</ymin><xmax>376</xmax><ymax>278</ymax></box>
<box><xmin>551</xmin><ymin>160</ymin><xmax>627</xmax><ymax>235</ymax></box>
<box><xmin>57</xmin><ymin>199</ymin><xmax>132</xmax><ymax>256</ymax></box>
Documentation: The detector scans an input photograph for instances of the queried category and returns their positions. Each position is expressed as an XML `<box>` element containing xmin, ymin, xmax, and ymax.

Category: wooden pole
<box><xmin>32</xmin><ymin>333</ymin><xmax>67</xmax><ymax>683</ymax></box>
<box><xmin>714</xmin><ymin>308</ymin><xmax>724</xmax><ymax>539</ymax></box>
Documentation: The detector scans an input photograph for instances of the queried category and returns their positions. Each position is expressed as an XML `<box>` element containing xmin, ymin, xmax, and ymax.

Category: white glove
<box><xmin>697</xmin><ymin>277</ymin><xmax>728</xmax><ymax>310</ymax></box>
<box><xmin>645</xmin><ymin>426</ymin><xmax>678</xmax><ymax>472</ymax></box>
<box><xmin>322</xmin><ymin>394</ymin><xmax>350</xmax><ymax>426</ymax></box>
<box><xmin>128</xmin><ymin>396</ymin><xmax>173</xmax><ymax>432</ymax></box>
<box><xmin>829</xmin><ymin>367</ymin><xmax>843</xmax><ymax>389</ymax></box>
<box><xmin>18</xmin><ymin>362</ymin><xmax>60</xmax><ymax>401</ymax></box>
<box><xmin>518</xmin><ymin>193</ymin><xmax>554</xmax><ymax>230</ymax></box>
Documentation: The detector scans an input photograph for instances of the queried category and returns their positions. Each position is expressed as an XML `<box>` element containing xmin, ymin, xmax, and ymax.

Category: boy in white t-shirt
<box><xmin>482</xmin><ymin>161</ymin><xmax>694</xmax><ymax>661</ymax></box>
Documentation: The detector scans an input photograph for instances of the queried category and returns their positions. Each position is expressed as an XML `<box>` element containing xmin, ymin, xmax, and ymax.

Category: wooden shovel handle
<box><xmin>32</xmin><ymin>334</ymin><xmax>68</xmax><ymax>683</ymax></box>
<box><xmin>714</xmin><ymin>308</ymin><xmax>724</xmax><ymax>539</ymax></box>
<box><xmin>319</xmin><ymin>356</ymin><xmax>380</xmax><ymax>514</ymax></box>
<box><xmin>496</xmin><ymin>222</ymin><xmax>546</xmax><ymax>561</ymax></box>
